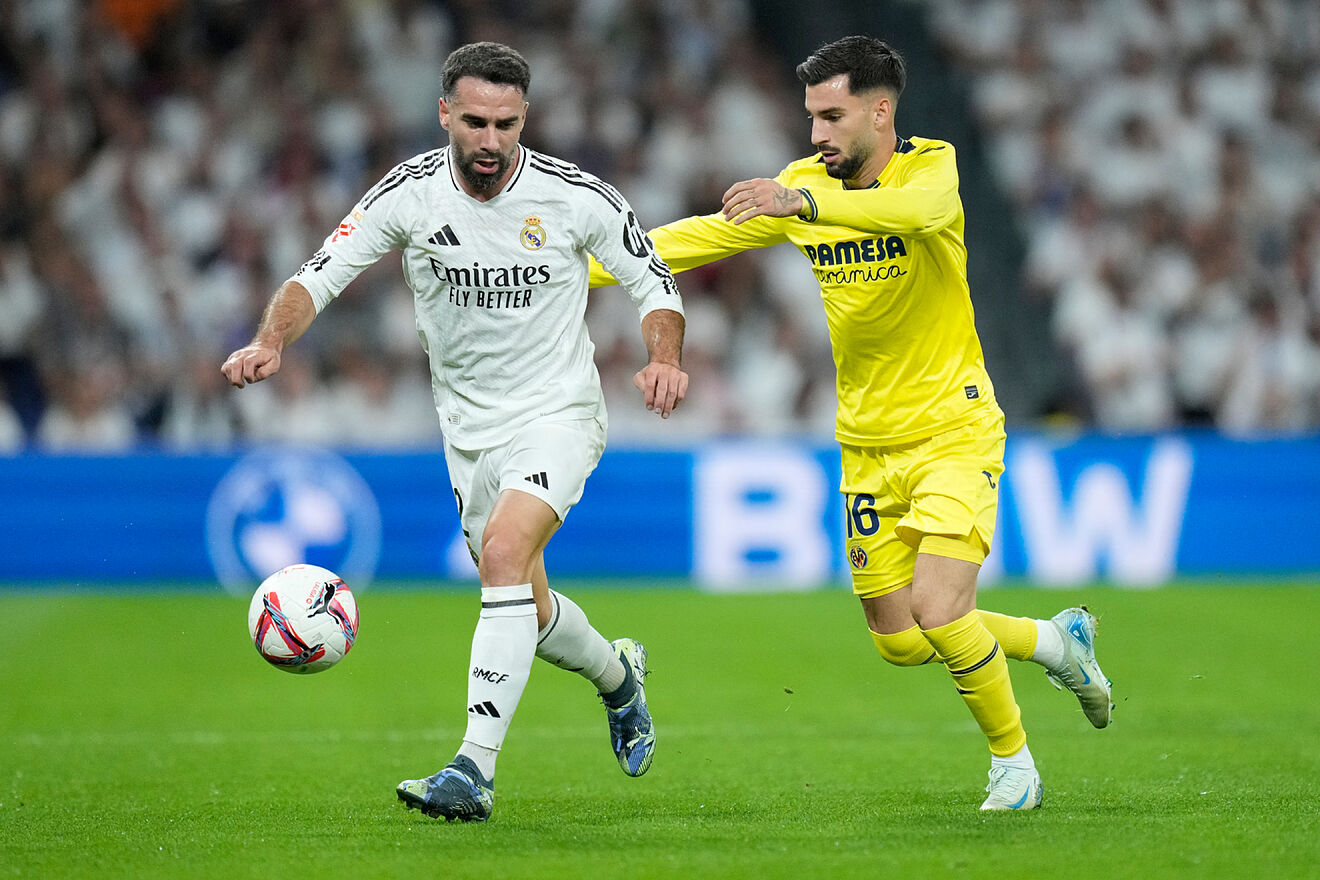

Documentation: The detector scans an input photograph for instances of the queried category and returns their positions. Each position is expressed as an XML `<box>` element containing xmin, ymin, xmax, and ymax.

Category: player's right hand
<box><xmin>221</xmin><ymin>344</ymin><xmax>282</xmax><ymax>388</ymax></box>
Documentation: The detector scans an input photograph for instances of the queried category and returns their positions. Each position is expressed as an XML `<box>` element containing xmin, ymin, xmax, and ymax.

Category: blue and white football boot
<box><xmin>603</xmin><ymin>637</ymin><xmax>655</xmax><ymax>777</ymax></box>
<box><xmin>980</xmin><ymin>764</ymin><xmax>1043</xmax><ymax>811</ymax></box>
<box><xmin>1045</xmin><ymin>606</ymin><xmax>1113</xmax><ymax>728</ymax></box>
<box><xmin>396</xmin><ymin>755</ymin><xmax>494</xmax><ymax>822</ymax></box>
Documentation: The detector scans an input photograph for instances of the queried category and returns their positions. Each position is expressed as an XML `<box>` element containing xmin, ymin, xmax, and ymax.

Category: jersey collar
<box><xmin>445</xmin><ymin>144</ymin><xmax>530</xmax><ymax>199</ymax></box>
<box><xmin>840</xmin><ymin>135</ymin><xmax>910</xmax><ymax>190</ymax></box>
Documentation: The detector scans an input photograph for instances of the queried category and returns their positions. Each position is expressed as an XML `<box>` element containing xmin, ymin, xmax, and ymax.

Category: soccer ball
<box><xmin>248</xmin><ymin>564</ymin><xmax>358</xmax><ymax>674</ymax></box>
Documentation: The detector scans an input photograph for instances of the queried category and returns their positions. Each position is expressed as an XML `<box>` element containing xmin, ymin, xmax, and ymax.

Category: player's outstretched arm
<box><xmin>221</xmin><ymin>280</ymin><xmax>317</xmax><ymax>388</ymax></box>
<box><xmin>633</xmin><ymin>308</ymin><xmax>689</xmax><ymax>419</ymax></box>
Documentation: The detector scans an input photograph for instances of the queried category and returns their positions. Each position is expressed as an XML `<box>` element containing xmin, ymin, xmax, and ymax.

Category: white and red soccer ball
<box><xmin>248</xmin><ymin>564</ymin><xmax>358</xmax><ymax>674</ymax></box>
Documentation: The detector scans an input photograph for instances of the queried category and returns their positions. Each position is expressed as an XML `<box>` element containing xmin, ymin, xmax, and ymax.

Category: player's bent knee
<box><xmin>477</xmin><ymin>534</ymin><xmax>536</xmax><ymax>586</ymax></box>
<box><xmin>870</xmin><ymin>626</ymin><xmax>940</xmax><ymax>667</ymax></box>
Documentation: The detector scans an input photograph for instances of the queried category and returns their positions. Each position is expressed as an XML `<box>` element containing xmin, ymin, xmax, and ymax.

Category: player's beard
<box><xmin>824</xmin><ymin>146</ymin><xmax>869</xmax><ymax>182</ymax></box>
<box><xmin>454</xmin><ymin>142</ymin><xmax>513</xmax><ymax>193</ymax></box>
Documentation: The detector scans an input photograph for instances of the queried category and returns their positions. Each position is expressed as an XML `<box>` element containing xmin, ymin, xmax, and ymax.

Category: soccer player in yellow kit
<box><xmin>592</xmin><ymin>36</ymin><xmax>1113</xmax><ymax>810</ymax></box>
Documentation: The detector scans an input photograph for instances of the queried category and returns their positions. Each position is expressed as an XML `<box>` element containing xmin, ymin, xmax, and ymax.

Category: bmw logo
<box><xmin>206</xmin><ymin>447</ymin><xmax>382</xmax><ymax>595</ymax></box>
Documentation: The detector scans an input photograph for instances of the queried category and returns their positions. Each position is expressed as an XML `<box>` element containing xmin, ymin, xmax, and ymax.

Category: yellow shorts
<box><xmin>841</xmin><ymin>411</ymin><xmax>1005</xmax><ymax>599</ymax></box>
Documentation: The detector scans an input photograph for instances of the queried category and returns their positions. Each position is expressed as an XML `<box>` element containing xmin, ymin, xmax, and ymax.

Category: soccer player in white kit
<box><xmin>221</xmin><ymin>42</ymin><xmax>688</xmax><ymax>822</ymax></box>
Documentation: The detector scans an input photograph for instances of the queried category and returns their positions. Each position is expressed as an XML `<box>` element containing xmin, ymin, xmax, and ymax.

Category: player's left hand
<box><xmin>633</xmin><ymin>362</ymin><xmax>689</xmax><ymax>419</ymax></box>
<box><xmin>721</xmin><ymin>178</ymin><xmax>802</xmax><ymax>224</ymax></box>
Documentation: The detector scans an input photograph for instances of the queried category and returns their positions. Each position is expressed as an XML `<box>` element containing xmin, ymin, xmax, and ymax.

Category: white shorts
<box><xmin>444</xmin><ymin>416</ymin><xmax>606</xmax><ymax>562</ymax></box>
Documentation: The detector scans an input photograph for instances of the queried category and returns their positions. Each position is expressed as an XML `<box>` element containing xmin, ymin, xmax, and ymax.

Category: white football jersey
<box><xmin>292</xmin><ymin>145</ymin><xmax>683</xmax><ymax>449</ymax></box>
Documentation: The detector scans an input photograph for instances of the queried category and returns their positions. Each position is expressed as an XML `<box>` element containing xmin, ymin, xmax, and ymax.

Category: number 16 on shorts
<box><xmin>845</xmin><ymin>492</ymin><xmax>880</xmax><ymax>539</ymax></box>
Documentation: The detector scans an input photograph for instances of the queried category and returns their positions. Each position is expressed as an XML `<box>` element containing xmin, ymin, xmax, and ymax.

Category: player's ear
<box><xmin>873</xmin><ymin>93</ymin><xmax>893</xmax><ymax>131</ymax></box>
<box><xmin>438</xmin><ymin>97</ymin><xmax>451</xmax><ymax>130</ymax></box>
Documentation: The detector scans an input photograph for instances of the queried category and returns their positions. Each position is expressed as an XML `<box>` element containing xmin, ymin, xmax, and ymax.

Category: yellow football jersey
<box><xmin>592</xmin><ymin>136</ymin><xmax>999</xmax><ymax>445</ymax></box>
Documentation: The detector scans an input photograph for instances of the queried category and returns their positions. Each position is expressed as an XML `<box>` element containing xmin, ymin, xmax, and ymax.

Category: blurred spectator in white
<box><xmin>930</xmin><ymin>0</ymin><xmax>1023</xmax><ymax>69</ymax></box>
<box><xmin>231</xmin><ymin>355</ymin><xmax>339</xmax><ymax>447</ymax></box>
<box><xmin>327</xmin><ymin>348</ymin><xmax>443</xmax><ymax>449</ymax></box>
<box><xmin>350</xmin><ymin>0</ymin><xmax>454</xmax><ymax>150</ymax></box>
<box><xmin>1086</xmin><ymin>113</ymin><xmax>1173</xmax><ymax>211</ymax></box>
<box><xmin>1068</xmin><ymin>259</ymin><xmax>1176</xmax><ymax>432</ymax></box>
<box><xmin>729</xmin><ymin>308</ymin><xmax>809</xmax><ymax>436</ymax></box>
<box><xmin>1025</xmin><ymin>185</ymin><xmax>1122</xmax><ymax>300</ymax></box>
<box><xmin>0</xmin><ymin>235</ymin><xmax>45</xmax><ymax>369</ymax></box>
<box><xmin>1130</xmin><ymin>198</ymin><xmax>1199</xmax><ymax>323</ymax></box>
<box><xmin>1</xmin><ymin>0</ymin><xmax>1316</xmax><ymax>448</ymax></box>
<box><xmin>1074</xmin><ymin>43</ymin><xmax>1177</xmax><ymax>147</ymax></box>
<box><xmin>929</xmin><ymin>0</ymin><xmax>1320</xmax><ymax>434</ymax></box>
<box><xmin>36</xmin><ymin>360</ymin><xmax>138</xmax><ymax>452</ymax></box>
<box><xmin>1155</xmin><ymin>72</ymin><xmax>1222</xmax><ymax>220</ymax></box>
<box><xmin>1192</xmin><ymin>29</ymin><xmax>1275</xmax><ymax>133</ymax></box>
<box><xmin>706</xmin><ymin>44</ymin><xmax>796</xmax><ymax>183</ymax></box>
<box><xmin>1170</xmin><ymin>215</ymin><xmax>1251</xmax><ymax>423</ymax></box>
<box><xmin>1218</xmin><ymin>286</ymin><xmax>1320</xmax><ymax>434</ymax></box>
<box><xmin>1037</xmin><ymin>0</ymin><xmax>1119</xmax><ymax>87</ymax></box>
<box><xmin>157</xmin><ymin>353</ymin><xmax>241</xmax><ymax>450</ymax></box>
<box><xmin>1013</xmin><ymin>105</ymin><xmax>1084</xmax><ymax>228</ymax></box>
<box><xmin>977</xmin><ymin>45</ymin><xmax>1063</xmax><ymax>212</ymax></box>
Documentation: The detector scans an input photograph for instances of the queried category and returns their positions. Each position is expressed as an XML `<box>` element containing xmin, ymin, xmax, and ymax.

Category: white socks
<box><xmin>456</xmin><ymin>587</ymin><xmax>628</xmax><ymax>781</ymax></box>
<box><xmin>1031</xmin><ymin>619</ymin><xmax>1066</xmax><ymax>669</ymax></box>
<box><xmin>992</xmin><ymin>742</ymin><xmax>1036</xmax><ymax>771</ymax></box>
<box><xmin>457</xmin><ymin>584</ymin><xmax>538</xmax><ymax>780</ymax></box>
<box><xmin>536</xmin><ymin>590</ymin><xmax>626</xmax><ymax>694</ymax></box>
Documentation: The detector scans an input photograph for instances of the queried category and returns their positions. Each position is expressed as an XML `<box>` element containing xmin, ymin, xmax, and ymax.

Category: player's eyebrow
<box><xmin>460</xmin><ymin>112</ymin><xmax>521</xmax><ymax>127</ymax></box>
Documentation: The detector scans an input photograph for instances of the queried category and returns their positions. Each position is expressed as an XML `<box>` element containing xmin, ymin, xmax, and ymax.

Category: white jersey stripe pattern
<box><xmin>527</xmin><ymin>155</ymin><xmax>626</xmax><ymax>211</ymax></box>
<box><xmin>292</xmin><ymin>145</ymin><xmax>683</xmax><ymax>449</ymax></box>
<box><xmin>362</xmin><ymin>149</ymin><xmax>448</xmax><ymax>209</ymax></box>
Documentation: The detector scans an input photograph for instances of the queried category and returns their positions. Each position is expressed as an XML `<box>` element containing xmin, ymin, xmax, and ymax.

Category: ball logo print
<box><xmin>249</xmin><ymin>563</ymin><xmax>359</xmax><ymax>673</ymax></box>
<box><xmin>206</xmin><ymin>447</ymin><xmax>382</xmax><ymax>596</ymax></box>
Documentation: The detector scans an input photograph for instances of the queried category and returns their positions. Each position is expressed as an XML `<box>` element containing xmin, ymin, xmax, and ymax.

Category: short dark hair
<box><xmin>442</xmin><ymin>42</ymin><xmax>531</xmax><ymax>98</ymax></box>
<box><xmin>795</xmin><ymin>35</ymin><xmax>906</xmax><ymax>97</ymax></box>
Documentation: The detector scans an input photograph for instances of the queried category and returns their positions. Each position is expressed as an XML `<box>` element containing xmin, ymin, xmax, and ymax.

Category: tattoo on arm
<box><xmin>772</xmin><ymin>186</ymin><xmax>800</xmax><ymax>216</ymax></box>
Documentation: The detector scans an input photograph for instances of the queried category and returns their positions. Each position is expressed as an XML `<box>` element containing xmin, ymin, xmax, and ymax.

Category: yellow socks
<box><xmin>870</xmin><ymin>611</ymin><xmax>1038</xmax><ymax>666</ymax></box>
<box><xmin>976</xmin><ymin>610</ymin><xmax>1038</xmax><ymax>662</ymax></box>
<box><xmin>870</xmin><ymin>626</ymin><xmax>939</xmax><ymax>667</ymax></box>
<box><xmin>922</xmin><ymin>611</ymin><xmax>1026</xmax><ymax>757</ymax></box>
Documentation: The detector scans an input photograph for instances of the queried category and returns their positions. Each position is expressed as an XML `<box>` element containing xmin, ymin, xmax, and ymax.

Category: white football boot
<box><xmin>979</xmin><ymin>763</ymin><xmax>1043</xmax><ymax>811</ymax></box>
<box><xmin>1044</xmin><ymin>606</ymin><xmax>1114</xmax><ymax>728</ymax></box>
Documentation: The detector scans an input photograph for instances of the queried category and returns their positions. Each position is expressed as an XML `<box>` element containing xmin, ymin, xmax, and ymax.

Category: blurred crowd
<box><xmin>1</xmin><ymin>0</ymin><xmax>1318</xmax><ymax>454</ymax></box>
<box><xmin>930</xmin><ymin>0</ymin><xmax>1320</xmax><ymax>434</ymax></box>
<box><xmin>0</xmin><ymin>0</ymin><xmax>830</xmax><ymax>453</ymax></box>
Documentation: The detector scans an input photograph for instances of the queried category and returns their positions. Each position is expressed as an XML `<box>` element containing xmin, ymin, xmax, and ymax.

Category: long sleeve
<box><xmin>800</xmin><ymin>143</ymin><xmax>961</xmax><ymax>237</ymax></box>
<box><xmin>584</xmin><ymin>200</ymin><xmax>683</xmax><ymax>317</ymax></box>
<box><xmin>291</xmin><ymin>158</ymin><xmax>419</xmax><ymax>311</ymax></box>
<box><xmin>589</xmin><ymin>212</ymin><xmax>789</xmax><ymax>287</ymax></box>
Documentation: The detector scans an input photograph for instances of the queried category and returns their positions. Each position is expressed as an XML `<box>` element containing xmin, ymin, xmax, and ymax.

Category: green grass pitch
<box><xmin>3</xmin><ymin>581</ymin><xmax>1319</xmax><ymax>879</ymax></box>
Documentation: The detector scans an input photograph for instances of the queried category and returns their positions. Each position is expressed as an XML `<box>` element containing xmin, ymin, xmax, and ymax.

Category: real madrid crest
<box><xmin>520</xmin><ymin>215</ymin><xmax>546</xmax><ymax>250</ymax></box>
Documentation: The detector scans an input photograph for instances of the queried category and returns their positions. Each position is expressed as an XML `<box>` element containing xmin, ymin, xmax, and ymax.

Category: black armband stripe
<box><xmin>797</xmin><ymin>188</ymin><xmax>819</xmax><ymax>223</ymax></box>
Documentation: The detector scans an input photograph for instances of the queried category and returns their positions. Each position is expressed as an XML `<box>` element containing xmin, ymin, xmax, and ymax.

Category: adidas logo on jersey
<box><xmin>524</xmin><ymin>471</ymin><xmax>549</xmax><ymax>490</ymax></box>
<box><xmin>427</xmin><ymin>225</ymin><xmax>461</xmax><ymax>246</ymax></box>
